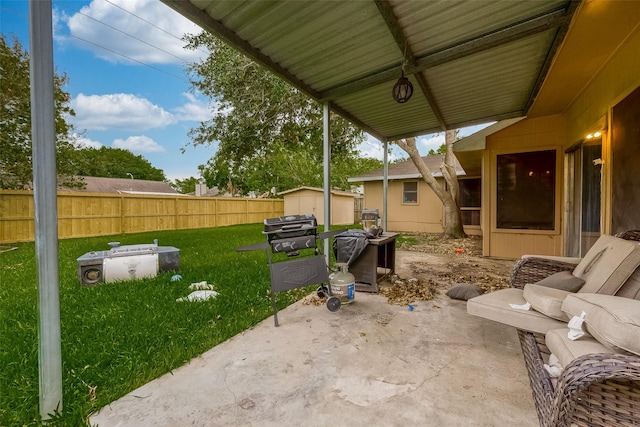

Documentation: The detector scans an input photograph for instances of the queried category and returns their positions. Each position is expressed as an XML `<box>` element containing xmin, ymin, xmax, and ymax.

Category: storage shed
<box><xmin>279</xmin><ymin>187</ymin><xmax>359</xmax><ymax>226</ymax></box>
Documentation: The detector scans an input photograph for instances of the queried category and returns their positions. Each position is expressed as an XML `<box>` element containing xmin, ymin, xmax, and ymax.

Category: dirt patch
<box><xmin>379</xmin><ymin>233</ymin><xmax>515</xmax><ymax>305</ymax></box>
<box><xmin>302</xmin><ymin>233</ymin><xmax>516</xmax><ymax>307</ymax></box>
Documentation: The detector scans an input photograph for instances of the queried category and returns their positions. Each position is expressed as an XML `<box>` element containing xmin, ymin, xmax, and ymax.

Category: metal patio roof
<box><xmin>161</xmin><ymin>0</ymin><xmax>578</xmax><ymax>142</ymax></box>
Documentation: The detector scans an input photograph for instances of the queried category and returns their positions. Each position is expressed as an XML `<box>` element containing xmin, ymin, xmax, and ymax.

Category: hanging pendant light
<box><xmin>393</xmin><ymin>53</ymin><xmax>413</xmax><ymax>103</ymax></box>
<box><xmin>392</xmin><ymin>70</ymin><xmax>413</xmax><ymax>103</ymax></box>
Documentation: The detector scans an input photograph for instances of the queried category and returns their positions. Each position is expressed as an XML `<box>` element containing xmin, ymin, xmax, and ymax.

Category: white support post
<box><xmin>323</xmin><ymin>102</ymin><xmax>331</xmax><ymax>263</ymax></box>
<box><xmin>30</xmin><ymin>1</ymin><xmax>63</xmax><ymax>419</ymax></box>
<box><xmin>383</xmin><ymin>140</ymin><xmax>389</xmax><ymax>231</ymax></box>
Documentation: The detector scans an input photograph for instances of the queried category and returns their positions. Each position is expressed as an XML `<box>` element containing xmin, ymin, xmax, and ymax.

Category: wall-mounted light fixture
<box><xmin>586</xmin><ymin>131</ymin><xmax>602</xmax><ymax>139</ymax></box>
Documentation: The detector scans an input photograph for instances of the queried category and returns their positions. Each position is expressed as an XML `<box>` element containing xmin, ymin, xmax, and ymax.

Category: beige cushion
<box><xmin>523</xmin><ymin>284</ymin><xmax>571</xmax><ymax>321</ymax></box>
<box><xmin>573</xmin><ymin>235</ymin><xmax>640</xmax><ymax>295</ymax></box>
<box><xmin>545</xmin><ymin>328</ymin><xmax>612</xmax><ymax>367</ymax></box>
<box><xmin>562</xmin><ymin>293</ymin><xmax>640</xmax><ymax>356</ymax></box>
<box><xmin>467</xmin><ymin>288</ymin><xmax>566</xmax><ymax>334</ymax></box>
<box><xmin>535</xmin><ymin>270</ymin><xmax>585</xmax><ymax>292</ymax></box>
<box><xmin>615</xmin><ymin>268</ymin><xmax>640</xmax><ymax>300</ymax></box>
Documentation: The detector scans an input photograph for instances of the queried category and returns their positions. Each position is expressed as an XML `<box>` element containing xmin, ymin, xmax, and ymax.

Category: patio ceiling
<box><xmin>161</xmin><ymin>0</ymin><xmax>579</xmax><ymax>142</ymax></box>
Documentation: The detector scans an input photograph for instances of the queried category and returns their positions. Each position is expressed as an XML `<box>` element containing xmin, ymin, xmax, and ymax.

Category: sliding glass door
<box><xmin>565</xmin><ymin>141</ymin><xmax>602</xmax><ymax>257</ymax></box>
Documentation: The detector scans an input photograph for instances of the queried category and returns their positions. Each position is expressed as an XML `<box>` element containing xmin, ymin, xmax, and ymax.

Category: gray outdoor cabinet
<box><xmin>348</xmin><ymin>232</ymin><xmax>398</xmax><ymax>293</ymax></box>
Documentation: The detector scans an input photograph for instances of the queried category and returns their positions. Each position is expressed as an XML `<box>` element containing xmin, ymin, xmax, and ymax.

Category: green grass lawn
<box><xmin>0</xmin><ymin>223</ymin><xmax>333</xmax><ymax>426</ymax></box>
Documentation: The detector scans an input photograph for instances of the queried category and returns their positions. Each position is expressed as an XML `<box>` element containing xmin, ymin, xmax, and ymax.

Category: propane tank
<box><xmin>330</xmin><ymin>262</ymin><xmax>355</xmax><ymax>304</ymax></box>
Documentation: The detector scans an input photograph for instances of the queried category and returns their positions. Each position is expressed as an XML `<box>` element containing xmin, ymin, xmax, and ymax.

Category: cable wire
<box><xmin>56</xmin><ymin>0</ymin><xmax>192</xmax><ymax>65</ymax></box>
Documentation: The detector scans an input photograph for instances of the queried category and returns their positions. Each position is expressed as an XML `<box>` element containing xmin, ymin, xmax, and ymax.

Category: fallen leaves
<box><xmin>379</xmin><ymin>276</ymin><xmax>440</xmax><ymax>305</ymax></box>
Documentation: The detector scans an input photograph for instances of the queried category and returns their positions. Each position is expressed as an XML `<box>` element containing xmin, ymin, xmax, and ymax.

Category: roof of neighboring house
<box><xmin>348</xmin><ymin>155</ymin><xmax>465</xmax><ymax>183</ymax></box>
<box><xmin>187</xmin><ymin>186</ymin><xmax>221</xmax><ymax>197</ymax></box>
<box><xmin>278</xmin><ymin>186</ymin><xmax>360</xmax><ymax>197</ymax></box>
<box><xmin>65</xmin><ymin>176</ymin><xmax>180</xmax><ymax>195</ymax></box>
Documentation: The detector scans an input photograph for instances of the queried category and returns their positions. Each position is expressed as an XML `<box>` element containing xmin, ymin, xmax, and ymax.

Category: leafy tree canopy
<box><xmin>170</xmin><ymin>176</ymin><xmax>200</xmax><ymax>194</ymax></box>
<box><xmin>183</xmin><ymin>32</ymin><xmax>377</xmax><ymax>195</ymax></box>
<box><xmin>428</xmin><ymin>143</ymin><xmax>447</xmax><ymax>156</ymax></box>
<box><xmin>70</xmin><ymin>146</ymin><xmax>166</xmax><ymax>181</ymax></box>
<box><xmin>0</xmin><ymin>35</ymin><xmax>80</xmax><ymax>189</ymax></box>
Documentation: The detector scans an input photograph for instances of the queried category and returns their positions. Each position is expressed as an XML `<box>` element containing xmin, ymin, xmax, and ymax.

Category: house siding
<box><xmin>564</xmin><ymin>27</ymin><xmax>640</xmax><ymax>237</ymax></box>
<box><xmin>482</xmin><ymin>115</ymin><xmax>566</xmax><ymax>258</ymax></box>
<box><xmin>477</xmin><ymin>27</ymin><xmax>640</xmax><ymax>258</ymax></box>
<box><xmin>363</xmin><ymin>178</ymin><xmax>482</xmax><ymax>235</ymax></box>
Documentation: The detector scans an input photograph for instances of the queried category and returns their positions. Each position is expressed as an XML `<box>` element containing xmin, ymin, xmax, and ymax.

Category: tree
<box><xmin>70</xmin><ymin>146</ymin><xmax>166</xmax><ymax>181</ymax></box>
<box><xmin>428</xmin><ymin>143</ymin><xmax>446</xmax><ymax>156</ymax></box>
<box><xmin>183</xmin><ymin>32</ymin><xmax>372</xmax><ymax>195</ymax></box>
<box><xmin>395</xmin><ymin>130</ymin><xmax>466</xmax><ymax>239</ymax></box>
<box><xmin>0</xmin><ymin>35</ymin><xmax>81</xmax><ymax>189</ymax></box>
<box><xmin>200</xmin><ymin>140</ymin><xmax>382</xmax><ymax>195</ymax></box>
<box><xmin>170</xmin><ymin>176</ymin><xmax>200</xmax><ymax>194</ymax></box>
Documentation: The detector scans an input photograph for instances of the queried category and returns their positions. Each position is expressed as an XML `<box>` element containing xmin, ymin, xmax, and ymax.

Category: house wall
<box><xmin>564</xmin><ymin>26</ymin><xmax>640</xmax><ymax>236</ymax></box>
<box><xmin>363</xmin><ymin>178</ymin><xmax>481</xmax><ymax>235</ymax></box>
<box><xmin>282</xmin><ymin>189</ymin><xmax>355</xmax><ymax>225</ymax></box>
<box><xmin>480</xmin><ymin>27</ymin><xmax>640</xmax><ymax>258</ymax></box>
<box><xmin>482</xmin><ymin>115</ymin><xmax>566</xmax><ymax>258</ymax></box>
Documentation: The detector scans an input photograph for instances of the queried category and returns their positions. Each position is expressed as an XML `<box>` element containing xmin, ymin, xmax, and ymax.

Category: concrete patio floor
<box><xmin>90</xmin><ymin>291</ymin><xmax>538</xmax><ymax>426</ymax></box>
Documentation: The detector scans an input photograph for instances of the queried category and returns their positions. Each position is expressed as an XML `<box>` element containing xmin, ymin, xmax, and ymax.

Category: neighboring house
<box><xmin>279</xmin><ymin>186</ymin><xmax>360</xmax><ymax>226</ymax></box>
<box><xmin>65</xmin><ymin>176</ymin><xmax>179</xmax><ymax>195</ymax></box>
<box><xmin>348</xmin><ymin>154</ymin><xmax>479</xmax><ymax>235</ymax></box>
<box><xmin>188</xmin><ymin>185</ymin><xmax>221</xmax><ymax>197</ymax></box>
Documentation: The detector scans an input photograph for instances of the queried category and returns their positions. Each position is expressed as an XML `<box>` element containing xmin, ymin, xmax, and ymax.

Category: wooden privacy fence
<box><xmin>0</xmin><ymin>190</ymin><xmax>284</xmax><ymax>244</ymax></box>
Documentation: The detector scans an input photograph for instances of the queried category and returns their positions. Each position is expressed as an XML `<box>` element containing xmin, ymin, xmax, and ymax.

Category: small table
<box><xmin>348</xmin><ymin>232</ymin><xmax>398</xmax><ymax>293</ymax></box>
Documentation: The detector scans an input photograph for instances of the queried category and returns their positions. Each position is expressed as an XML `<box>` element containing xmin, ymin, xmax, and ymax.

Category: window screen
<box><xmin>403</xmin><ymin>181</ymin><xmax>418</xmax><ymax>203</ymax></box>
<box><xmin>459</xmin><ymin>178</ymin><xmax>481</xmax><ymax>226</ymax></box>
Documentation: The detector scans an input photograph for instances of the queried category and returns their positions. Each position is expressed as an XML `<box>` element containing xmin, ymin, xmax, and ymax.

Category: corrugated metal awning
<box><xmin>161</xmin><ymin>0</ymin><xmax>577</xmax><ymax>141</ymax></box>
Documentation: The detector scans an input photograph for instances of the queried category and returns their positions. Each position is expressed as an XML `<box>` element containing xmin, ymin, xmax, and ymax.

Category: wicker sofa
<box><xmin>468</xmin><ymin>232</ymin><xmax>640</xmax><ymax>427</ymax></box>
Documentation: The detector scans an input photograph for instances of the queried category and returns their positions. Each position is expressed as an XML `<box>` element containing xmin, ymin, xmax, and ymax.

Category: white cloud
<box><xmin>358</xmin><ymin>136</ymin><xmax>384</xmax><ymax>159</ymax></box>
<box><xmin>172</xmin><ymin>93</ymin><xmax>211</xmax><ymax>122</ymax></box>
<box><xmin>73</xmin><ymin>135</ymin><xmax>103</xmax><ymax>149</ymax></box>
<box><xmin>417</xmin><ymin>133</ymin><xmax>445</xmax><ymax>154</ymax></box>
<box><xmin>358</xmin><ymin>134</ymin><xmax>405</xmax><ymax>162</ymax></box>
<box><xmin>113</xmin><ymin>135</ymin><xmax>165</xmax><ymax>153</ymax></box>
<box><xmin>70</xmin><ymin>93</ymin><xmax>176</xmax><ymax>131</ymax></box>
<box><xmin>59</xmin><ymin>0</ymin><xmax>206</xmax><ymax>65</ymax></box>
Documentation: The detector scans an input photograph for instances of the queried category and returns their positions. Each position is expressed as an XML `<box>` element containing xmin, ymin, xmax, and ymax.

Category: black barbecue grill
<box><xmin>236</xmin><ymin>214</ymin><xmax>345</xmax><ymax>326</ymax></box>
<box><xmin>263</xmin><ymin>214</ymin><xmax>318</xmax><ymax>257</ymax></box>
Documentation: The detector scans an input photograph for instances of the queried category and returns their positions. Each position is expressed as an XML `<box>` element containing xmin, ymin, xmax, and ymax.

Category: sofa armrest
<box><xmin>521</xmin><ymin>254</ymin><xmax>582</xmax><ymax>264</ymax></box>
<box><xmin>551</xmin><ymin>352</ymin><xmax>640</xmax><ymax>427</ymax></box>
<box><xmin>510</xmin><ymin>257</ymin><xmax>579</xmax><ymax>290</ymax></box>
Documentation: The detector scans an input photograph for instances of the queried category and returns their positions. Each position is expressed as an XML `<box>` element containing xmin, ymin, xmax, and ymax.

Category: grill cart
<box><xmin>236</xmin><ymin>214</ymin><xmax>345</xmax><ymax>326</ymax></box>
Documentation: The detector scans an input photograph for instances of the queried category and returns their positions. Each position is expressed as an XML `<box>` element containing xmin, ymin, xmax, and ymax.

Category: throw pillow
<box><xmin>446</xmin><ymin>283</ymin><xmax>484</xmax><ymax>301</ymax></box>
<box><xmin>535</xmin><ymin>271</ymin><xmax>585</xmax><ymax>292</ymax></box>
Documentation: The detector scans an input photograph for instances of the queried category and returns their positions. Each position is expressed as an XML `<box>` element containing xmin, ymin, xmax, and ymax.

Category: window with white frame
<box><xmin>403</xmin><ymin>181</ymin><xmax>418</xmax><ymax>204</ymax></box>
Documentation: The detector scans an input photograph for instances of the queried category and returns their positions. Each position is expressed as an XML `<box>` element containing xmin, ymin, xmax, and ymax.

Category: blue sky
<box><xmin>1</xmin><ymin>0</ymin><xmax>488</xmax><ymax>182</ymax></box>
